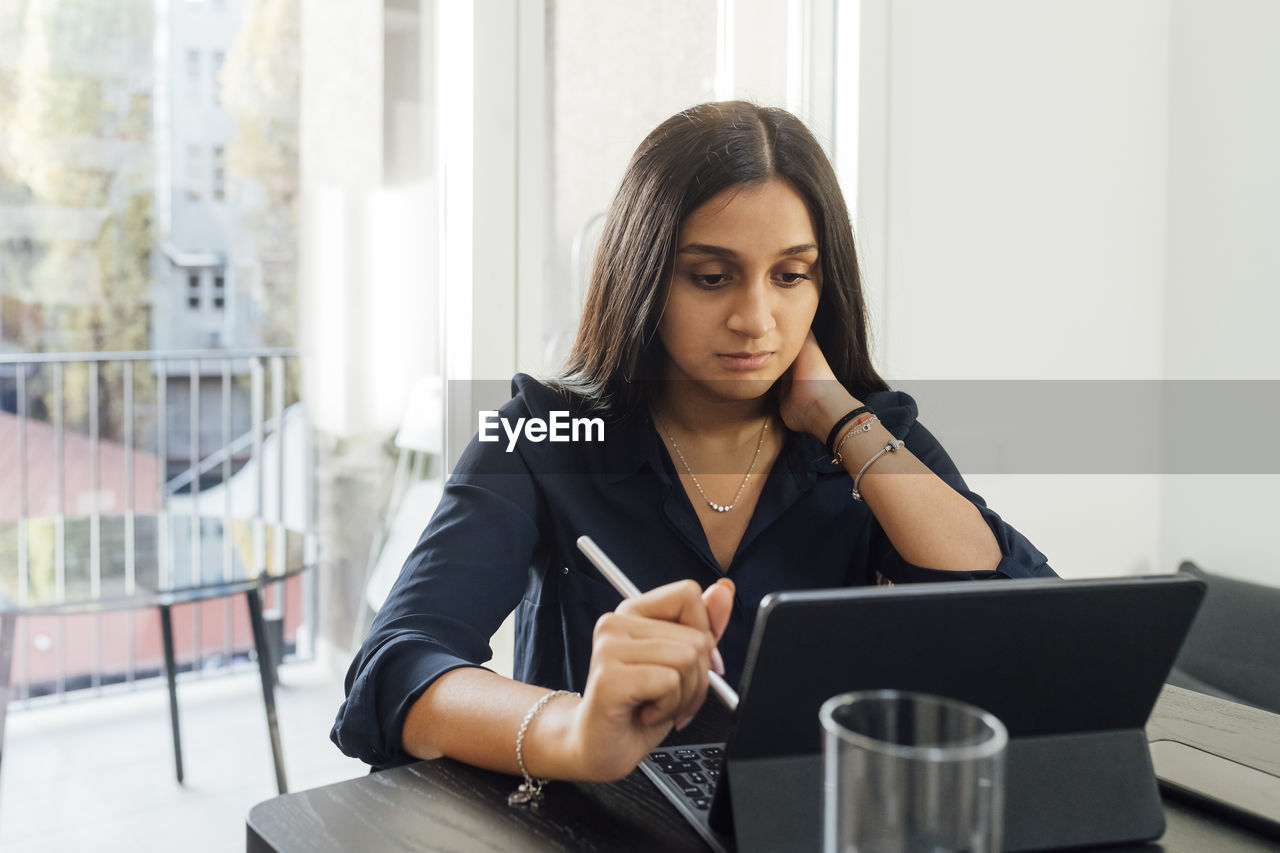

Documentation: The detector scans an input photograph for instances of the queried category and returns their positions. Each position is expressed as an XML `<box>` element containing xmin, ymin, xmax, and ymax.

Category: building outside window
<box><xmin>0</xmin><ymin>11</ymin><xmax>311</xmax><ymax>843</ymax></box>
<box><xmin>212</xmin><ymin>49</ymin><xmax>224</xmax><ymax>106</ymax></box>
<box><xmin>212</xmin><ymin>146</ymin><xmax>225</xmax><ymax>200</ymax></box>
<box><xmin>186</xmin><ymin>47</ymin><xmax>200</xmax><ymax>91</ymax></box>
<box><xmin>186</xmin><ymin>144</ymin><xmax>202</xmax><ymax>200</ymax></box>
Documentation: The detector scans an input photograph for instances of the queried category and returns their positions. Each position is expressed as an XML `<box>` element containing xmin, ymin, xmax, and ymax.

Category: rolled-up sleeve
<box><xmin>866</xmin><ymin>398</ymin><xmax>1055</xmax><ymax>584</ymax></box>
<box><xmin>331</xmin><ymin>411</ymin><xmax>542</xmax><ymax>768</ymax></box>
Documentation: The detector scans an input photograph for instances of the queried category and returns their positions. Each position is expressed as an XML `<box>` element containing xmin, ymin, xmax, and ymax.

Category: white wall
<box><xmin>1158</xmin><ymin>0</ymin><xmax>1280</xmax><ymax>585</ymax></box>
<box><xmin>857</xmin><ymin>0</ymin><xmax>1280</xmax><ymax>583</ymax></box>
<box><xmin>857</xmin><ymin>0</ymin><xmax>1171</xmax><ymax>578</ymax></box>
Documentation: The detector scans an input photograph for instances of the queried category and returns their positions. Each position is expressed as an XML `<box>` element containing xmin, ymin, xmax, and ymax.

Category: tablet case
<box><xmin>712</xmin><ymin>575</ymin><xmax>1205</xmax><ymax>852</ymax></box>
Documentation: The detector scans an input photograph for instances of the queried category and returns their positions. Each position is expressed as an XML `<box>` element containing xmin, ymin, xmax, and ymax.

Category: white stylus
<box><xmin>576</xmin><ymin>534</ymin><xmax>740</xmax><ymax>712</ymax></box>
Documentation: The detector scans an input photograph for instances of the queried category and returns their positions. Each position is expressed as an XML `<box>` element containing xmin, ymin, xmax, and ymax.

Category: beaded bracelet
<box><xmin>826</xmin><ymin>406</ymin><xmax>873</xmax><ymax>453</ymax></box>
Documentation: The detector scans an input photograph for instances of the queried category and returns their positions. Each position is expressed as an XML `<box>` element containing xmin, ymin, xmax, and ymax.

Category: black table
<box><xmin>246</xmin><ymin>685</ymin><xmax>1280</xmax><ymax>852</ymax></box>
<box><xmin>1</xmin><ymin>515</ymin><xmax>312</xmax><ymax>796</ymax></box>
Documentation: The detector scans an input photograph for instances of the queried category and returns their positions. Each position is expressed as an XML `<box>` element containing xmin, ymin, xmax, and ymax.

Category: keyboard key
<box><xmin>674</xmin><ymin>748</ymin><xmax>698</xmax><ymax>760</ymax></box>
<box><xmin>692</xmin><ymin>797</ymin><xmax>712</xmax><ymax>810</ymax></box>
<box><xmin>671</xmin><ymin>773</ymin><xmax>707</xmax><ymax>794</ymax></box>
<box><xmin>706</xmin><ymin>768</ymin><xmax>721</xmax><ymax>781</ymax></box>
<box><xmin>688</xmin><ymin>771</ymin><xmax>708</xmax><ymax>785</ymax></box>
<box><xmin>649</xmin><ymin>751</ymin><xmax>674</xmax><ymax>765</ymax></box>
<box><xmin>662</xmin><ymin>761</ymin><xmax>700</xmax><ymax>774</ymax></box>
<box><xmin>702</xmin><ymin>758</ymin><xmax>720</xmax><ymax>770</ymax></box>
<box><xmin>700</xmin><ymin>747</ymin><xmax>724</xmax><ymax>758</ymax></box>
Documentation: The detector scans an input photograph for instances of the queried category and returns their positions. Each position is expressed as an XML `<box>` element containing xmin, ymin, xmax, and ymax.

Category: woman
<box><xmin>332</xmin><ymin>101</ymin><xmax>1053</xmax><ymax>789</ymax></box>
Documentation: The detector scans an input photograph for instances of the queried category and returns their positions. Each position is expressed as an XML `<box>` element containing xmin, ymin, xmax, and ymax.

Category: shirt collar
<box><xmin>604</xmin><ymin>411</ymin><xmax>671</xmax><ymax>484</ymax></box>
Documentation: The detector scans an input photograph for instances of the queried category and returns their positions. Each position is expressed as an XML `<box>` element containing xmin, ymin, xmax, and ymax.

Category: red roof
<box><xmin>0</xmin><ymin>411</ymin><xmax>160</xmax><ymax>522</ymax></box>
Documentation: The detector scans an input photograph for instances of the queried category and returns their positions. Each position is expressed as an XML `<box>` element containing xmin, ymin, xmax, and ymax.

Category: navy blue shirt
<box><xmin>332</xmin><ymin>374</ymin><xmax>1054</xmax><ymax>768</ymax></box>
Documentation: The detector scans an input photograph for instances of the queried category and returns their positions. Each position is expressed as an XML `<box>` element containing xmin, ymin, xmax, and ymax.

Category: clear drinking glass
<box><xmin>820</xmin><ymin>689</ymin><xmax>1008</xmax><ymax>853</ymax></box>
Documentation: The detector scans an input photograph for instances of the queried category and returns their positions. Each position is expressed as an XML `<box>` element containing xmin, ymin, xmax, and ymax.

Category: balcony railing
<box><xmin>0</xmin><ymin>348</ymin><xmax>315</xmax><ymax>706</ymax></box>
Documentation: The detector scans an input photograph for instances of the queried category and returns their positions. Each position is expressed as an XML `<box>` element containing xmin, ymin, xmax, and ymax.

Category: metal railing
<box><xmin>0</xmin><ymin>348</ymin><xmax>315</xmax><ymax>706</ymax></box>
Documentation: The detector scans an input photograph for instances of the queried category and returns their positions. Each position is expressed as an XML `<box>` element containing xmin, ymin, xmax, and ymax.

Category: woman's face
<box><xmin>657</xmin><ymin>178</ymin><xmax>822</xmax><ymax>401</ymax></box>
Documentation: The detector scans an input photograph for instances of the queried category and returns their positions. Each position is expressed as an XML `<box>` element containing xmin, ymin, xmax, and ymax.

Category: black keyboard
<box><xmin>643</xmin><ymin>743</ymin><xmax>726</xmax><ymax>811</ymax></box>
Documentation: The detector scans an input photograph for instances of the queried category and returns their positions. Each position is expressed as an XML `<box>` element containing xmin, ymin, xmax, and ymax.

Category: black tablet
<box><xmin>717</xmin><ymin>575</ymin><xmax>1206</xmax><ymax>852</ymax></box>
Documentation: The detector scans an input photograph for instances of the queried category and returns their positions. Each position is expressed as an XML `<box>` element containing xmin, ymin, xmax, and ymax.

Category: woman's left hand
<box><xmin>777</xmin><ymin>331</ymin><xmax>860</xmax><ymax>441</ymax></box>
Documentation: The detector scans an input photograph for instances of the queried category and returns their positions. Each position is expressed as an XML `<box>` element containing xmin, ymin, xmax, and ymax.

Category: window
<box><xmin>212</xmin><ymin>50</ymin><xmax>224</xmax><ymax>106</ymax></box>
<box><xmin>212</xmin><ymin>146</ymin><xmax>225</xmax><ymax>200</ymax></box>
<box><xmin>186</xmin><ymin>48</ymin><xmax>201</xmax><ymax>90</ymax></box>
<box><xmin>187</xmin><ymin>272</ymin><xmax>201</xmax><ymax>309</ymax></box>
<box><xmin>213</xmin><ymin>274</ymin><xmax>225</xmax><ymax>309</ymax></box>
<box><xmin>186</xmin><ymin>144</ymin><xmax>202</xmax><ymax>200</ymax></box>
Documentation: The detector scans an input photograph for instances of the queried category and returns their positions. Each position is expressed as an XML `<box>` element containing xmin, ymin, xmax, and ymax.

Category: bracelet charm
<box><xmin>832</xmin><ymin>415</ymin><xmax>880</xmax><ymax>465</ymax></box>
<box><xmin>851</xmin><ymin>438</ymin><xmax>904</xmax><ymax>501</ymax></box>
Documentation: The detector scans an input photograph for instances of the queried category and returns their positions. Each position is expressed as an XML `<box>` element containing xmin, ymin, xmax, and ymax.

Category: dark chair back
<box><xmin>1169</xmin><ymin>560</ymin><xmax>1280</xmax><ymax>715</ymax></box>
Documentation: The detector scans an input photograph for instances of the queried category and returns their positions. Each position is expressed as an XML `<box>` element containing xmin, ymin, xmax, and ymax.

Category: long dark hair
<box><xmin>558</xmin><ymin>101</ymin><xmax>888</xmax><ymax>416</ymax></box>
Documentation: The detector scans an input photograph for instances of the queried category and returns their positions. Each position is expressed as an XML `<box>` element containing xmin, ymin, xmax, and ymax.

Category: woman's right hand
<box><xmin>565</xmin><ymin>577</ymin><xmax>735</xmax><ymax>781</ymax></box>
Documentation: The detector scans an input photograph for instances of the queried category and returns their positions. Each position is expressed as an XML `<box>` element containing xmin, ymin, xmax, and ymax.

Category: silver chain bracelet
<box><xmin>508</xmin><ymin>689</ymin><xmax>578</xmax><ymax>807</ymax></box>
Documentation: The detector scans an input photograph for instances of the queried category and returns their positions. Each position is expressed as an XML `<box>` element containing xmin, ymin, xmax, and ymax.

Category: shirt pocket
<box><xmin>559</xmin><ymin>557</ymin><xmax>624</xmax><ymax>618</ymax></box>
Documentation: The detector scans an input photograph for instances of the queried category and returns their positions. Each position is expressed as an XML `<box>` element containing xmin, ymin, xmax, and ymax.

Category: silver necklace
<box><xmin>655</xmin><ymin>411</ymin><xmax>770</xmax><ymax>513</ymax></box>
